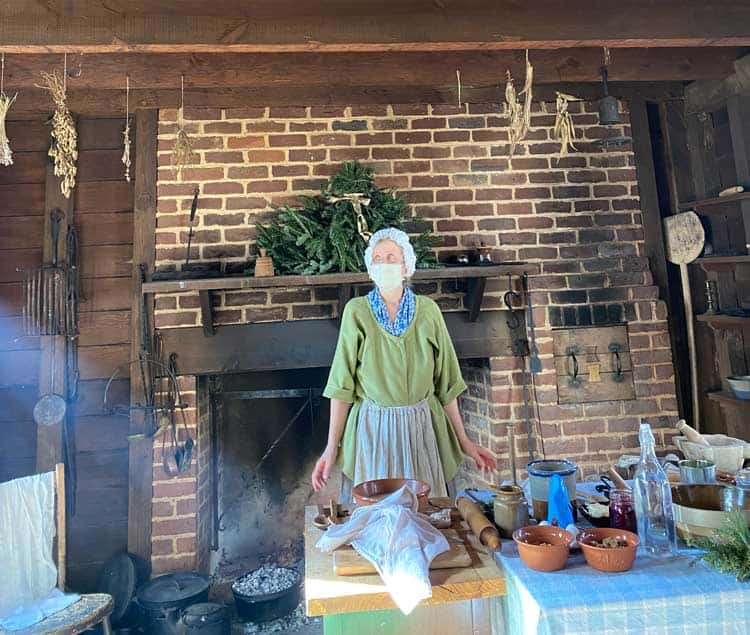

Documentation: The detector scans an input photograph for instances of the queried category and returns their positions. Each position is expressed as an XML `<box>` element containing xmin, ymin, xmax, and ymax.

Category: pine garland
<box><xmin>688</xmin><ymin>511</ymin><xmax>750</xmax><ymax>581</ymax></box>
<box><xmin>256</xmin><ymin>161</ymin><xmax>439</xmax><ymax>275</ymax></box>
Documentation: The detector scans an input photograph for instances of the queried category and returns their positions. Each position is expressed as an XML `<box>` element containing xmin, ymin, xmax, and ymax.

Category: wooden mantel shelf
<box><xmin>142</xmin><ymin>263</ymin><xmax>539</xmax><ymax>336</ymax></box>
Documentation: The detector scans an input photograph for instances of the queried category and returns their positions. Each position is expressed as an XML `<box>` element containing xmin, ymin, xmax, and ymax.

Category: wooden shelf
<box><xmin>694</xmin><ymin>255</ymin><xmax>750</xmax><ymax>272</ymax></box>
<box><xmin>679</xmin><ymin>191</ymin><xmax>750</xmax><ymax>214</ymax></box>
<box><xmin>695</xmin><ymin>255</ymin><xmax>750</xmax><ymax>265</ymax></box>
<box><xmin>142</xmin><ymin>263</ymin><xmax>539</xmax><ymax>336</ymax></box>
<box><xmin>707</xmin><ymin>390</ymin><xmax>750</xmax><ymax>408</ymax></box>
<box><xmin>142</xmin><ymin>263</ymin><xmax>535</xmax><ymax>294</ymax></box>
<box><xmin>696</xmin><ymin>313</ymin><xmax>750</xmax><ymax>328</ymax></box>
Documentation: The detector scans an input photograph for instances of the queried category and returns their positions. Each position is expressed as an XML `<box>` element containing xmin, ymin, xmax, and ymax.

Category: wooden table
<box><xmin>304</xmin><ymin>498</ymin><xmax>506</xmax><ymax>635</ymax></box>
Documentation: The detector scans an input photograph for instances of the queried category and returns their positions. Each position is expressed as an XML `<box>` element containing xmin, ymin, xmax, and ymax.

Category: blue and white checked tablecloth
<box><xmin>496</xmin><ymin>545</ymin><xmax>750</xmax><ymax>635</ymax></box>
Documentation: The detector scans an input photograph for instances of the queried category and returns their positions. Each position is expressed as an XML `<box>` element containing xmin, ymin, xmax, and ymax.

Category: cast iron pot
<box><xmin>232</xmin><ymin>568</ymin><xmax>301</xmax><ymax>624</ymax></box>
<box><xmin>136</xmin><ymin>572</ymin><xmax>209</xmax><ymax>635</ymax></box>
<box><xmin>180</xmin><ymin>602</ymin><xmax>230</xmax><ymax>635</ymax></box>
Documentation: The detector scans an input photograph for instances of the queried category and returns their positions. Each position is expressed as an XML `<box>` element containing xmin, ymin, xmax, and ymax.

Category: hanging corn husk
<box><xmin>0</xmin><ymin>54</ymin><xmax>16</xmax><ymax>167</ymax></box>
<box><xmin>171</xmin><ymin>75</ymin><xmax>196</xmax><ymax>180</ymax></box>
<box><xmin>122</xmin><ymin>75</ymin><xmax>132</xmax><ymax>182</ymax></box>
<box><xmin>504</xmin><ymin>50</ymin><xmax>533</xmax><ymax>160</ymax></box>
<box><xmin>552</xmin><ymin>92</ymin><xmax>579</xmax><ymax>157</ymax></box>
<box><xmin>37</xmin><ymin>69</ymin><xmax>77</xmax><ymax>198</ymax></box>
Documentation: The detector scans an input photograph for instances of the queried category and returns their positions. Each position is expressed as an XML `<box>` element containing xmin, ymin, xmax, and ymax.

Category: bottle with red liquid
<box><xmin>609</xmin><ymin>488</ymin><xmax>636</xmax><ymax>533</ymax></box>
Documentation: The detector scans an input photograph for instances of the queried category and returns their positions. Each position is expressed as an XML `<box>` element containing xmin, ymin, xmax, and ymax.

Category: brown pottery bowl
<box><xmin>352</xmin><ymin>478</ymin><xmax>430</xmax><ymax>512</ymax></box>
<box><xmin>577</xmin><ymin>527</ymin><xmax>639</xmax><ymax>572</ymax></box>
<box><xmin>512</xmin><ymin>525</ymin><xmax>573</xmax><ymax>572</ymax></box>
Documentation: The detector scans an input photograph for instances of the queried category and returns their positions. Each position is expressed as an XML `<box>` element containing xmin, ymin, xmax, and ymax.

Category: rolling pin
<box><xmin>674</xmin><ymin>419</ymin><xmax>710</xmax><ymax>447</ymax></box>
<box><xmin>456</xmin><ymin>496</ymin><xmax>502</xmax><ymax>552</ymax></box>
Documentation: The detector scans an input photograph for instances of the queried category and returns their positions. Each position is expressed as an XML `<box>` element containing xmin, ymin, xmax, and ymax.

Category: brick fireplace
<box><xmin>146</xmin><ymin>100</ymin><xmax>679</xmax><ymax>575</ymax></box>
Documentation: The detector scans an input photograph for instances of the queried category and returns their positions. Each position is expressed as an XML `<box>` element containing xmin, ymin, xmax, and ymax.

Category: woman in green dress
<box><xmin>311</xmin><ymin>228</ymin><xmax>497</xmax><ymax>499</ymax></box>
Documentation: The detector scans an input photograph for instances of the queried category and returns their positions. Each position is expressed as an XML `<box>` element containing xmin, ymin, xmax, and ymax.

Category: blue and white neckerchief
<box><xmin>367</xmin><ymin>287</ymin><xmax>416</xmax><ymax>337</ymax></box>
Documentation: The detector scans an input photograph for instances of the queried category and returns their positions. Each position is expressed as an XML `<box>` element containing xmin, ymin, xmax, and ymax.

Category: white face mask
<box><xmin>369</xmin><ymin>263</ymin><xmax>404</xmax><ymax>292</ymax></box>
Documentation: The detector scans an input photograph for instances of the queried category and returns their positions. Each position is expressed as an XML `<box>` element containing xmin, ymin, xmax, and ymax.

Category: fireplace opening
<box><xmin>206</xmin><ymin>367</ymin><xmax>330</xmax><ymax>581</ymax></box>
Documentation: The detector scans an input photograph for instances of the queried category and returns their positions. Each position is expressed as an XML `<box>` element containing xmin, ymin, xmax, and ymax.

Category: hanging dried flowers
<box><xmin>0</xmin><ymin>54</ymin><xmax>17</xmax><ymax>167</ymax></box>
<box><xmin>172</xmin><ymin>75</ymin><xmax>196</xmax><ymax>180</ymax></box>
<box><xmin>122</xmin><ymin>75</ymin><xmax>132</xmax><ymax>182</ymax></box>
<box><xmin>552</xmin><ymin>92</ymin><xmax>580</xmax><ymax>157</ymax></box>
<box><xmin>37</xmin><ymin>55</ymin><xmax>77</xmax><ymax>198</ymax></box>
<box><xmin>504</xmin><ymin>50</ymin><xmax>533</xmax><ymax>161</ymax></box>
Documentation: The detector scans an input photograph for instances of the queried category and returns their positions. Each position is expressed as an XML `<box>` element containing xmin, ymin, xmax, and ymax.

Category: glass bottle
<box><xmin>609</xmin><ymin>488</ymin><xmax>636</xmax><ymax>533</ymax></box>
<box><xmin>633</xmin><ymin>422</ymin><xmax>676</xmax><ymax>556</ymax></box>
<box><xmin>735</xmin><ymin>468</ymin><xmax>750</xmax><ymax>491</ymax></box>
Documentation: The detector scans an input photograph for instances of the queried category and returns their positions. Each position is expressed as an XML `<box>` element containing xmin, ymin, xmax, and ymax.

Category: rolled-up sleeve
<box><xmin>433</xmin><ymin>307</ymin><xmax>467</xmax><ymax>406</ymax></box>
<box><xmin>323</xmin><ymin>303</ymin><xmax>361</xmax><ymax>403</ymax></box>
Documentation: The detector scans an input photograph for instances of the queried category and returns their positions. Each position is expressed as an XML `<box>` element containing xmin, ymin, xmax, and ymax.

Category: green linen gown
<box><xmin>323</xmin><ymin>294</ymin><xmax>467</xmax><ymax>482</ymax></box>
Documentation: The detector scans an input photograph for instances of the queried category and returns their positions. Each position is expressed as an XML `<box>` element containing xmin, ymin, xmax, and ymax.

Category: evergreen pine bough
<box><xmin>256</xmin><ymin>161</ymin><xmax>439</xmax><ymax>275</ymax></box>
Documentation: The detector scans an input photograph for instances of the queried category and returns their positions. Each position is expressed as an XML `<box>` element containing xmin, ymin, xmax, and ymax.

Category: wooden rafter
<box><xmin>0</xmin><ymin>49</ymin><xmax>738</xmax><ymax>90</ymax></box>
<box><xmin>1</xmin><ymin>1</ymin><xmax>750</xmax><ymax>52</ymax></box>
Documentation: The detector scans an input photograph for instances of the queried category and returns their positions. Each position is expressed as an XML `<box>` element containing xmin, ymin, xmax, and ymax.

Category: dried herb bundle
<box><xmin>504</xmin><ymin>50</ymin><xmax>533</xmax><ymax>160</ymax></box>
<box><xmin>0</xmin><ymin>91</ymin><xmax>16</xmax><ymax>166</ymax></box>
<box><xmin>171</xmin><ymin>118</ymin><xmax>196</xmax><ymax>180</ymax></box>
<box><xmin>122</xmin><ymin>76</ymin><xmax>132</xmax><ymax>182</ymax></box>
<box><xmin>688</xmin><ymin>511</ymin><xmax>750</xmax><ymax>582</ymax></box>
<box><xmin>171</xmin><ymin>76</ymin><xmax>196</xmax><ymax>180</ymax></box>
<box><xmin>552</xmin><ymin>92</ymin><xmax>579</xmax><ymax>157</ymax></box>
<box><xmin>37</xmin><ymin>70</ymin><xmax>77</xmax><ymax>198</ymax></box>
<box><xmin>122</xmin><ymin>120</ymin><xmax>132</xmax><ymax>182</ymax></box>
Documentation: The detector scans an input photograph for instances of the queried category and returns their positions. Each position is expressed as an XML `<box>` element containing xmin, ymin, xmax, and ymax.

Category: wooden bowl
<box><xmin>352</xmin><ymin>478</ymin><xmax>430</xmax><ymax>512</ymax></box>
<box><xmin>512</xmin><ymin>525</ymin><xmax>572</xmax><ymax>572</ymax></box>
<box><xmin>577</xmin><ymin>527</ymin><xmax>639</xmax><ymax>572</ymax></box>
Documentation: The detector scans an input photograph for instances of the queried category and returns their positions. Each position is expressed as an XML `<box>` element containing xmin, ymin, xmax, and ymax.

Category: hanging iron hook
<box><xmin>504</xmin><ymin>274</ymin><xmax>521</xmax><ymax>329</ymax></box>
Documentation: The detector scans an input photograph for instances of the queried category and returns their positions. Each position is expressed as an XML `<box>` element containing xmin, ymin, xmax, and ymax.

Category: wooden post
<box><xmin>55</xmin><ymin>462</ymin><xmax>66</xmax><ymax>591</ymax></box>
<box><xmin>36</xmin><ymin>162</ymin><xmax>73</xmax><ymax>471</ymax></box>
<box><xmin>128</xmin><ymin>109</ymin><xmax>157</xmax><ymax>564</ymax></box>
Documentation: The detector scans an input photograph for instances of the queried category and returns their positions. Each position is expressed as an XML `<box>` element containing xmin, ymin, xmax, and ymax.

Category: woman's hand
<box><xmin>311</xmin><ymin>446</ymin><xmax>338</xmax><ymax>492</ymax></box>
<box><xmin>461</xmin><ymin>437</ymin><xmax>498</xmax><ymax>472</ymax></box>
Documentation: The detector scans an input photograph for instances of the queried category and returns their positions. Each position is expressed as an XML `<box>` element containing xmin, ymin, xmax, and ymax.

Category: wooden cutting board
<box><xmin>332</xmin><ymin>529</ymin><xmax>472</xmax><ymax>576</ymax></box>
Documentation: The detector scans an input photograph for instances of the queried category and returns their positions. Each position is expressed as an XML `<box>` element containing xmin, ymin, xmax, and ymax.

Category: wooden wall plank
<box><xmin>129</xmin><ymin>108</ymin><xmax>157</xmax><ymax>564</ymax></box>
<box><xmin>0</xmin><ymin>152</ymin><xmax>47</xmax><ymax>185</ymax></box>
<box><xmin>0</xmin><ymin>349</ymin><xmax>39</xmax><ymax>386</ymax></box>
<box><xmin>74</xmin><ymin>415</ymin><xmax>130</xmax><ymax>452</ymax></box>
<box><xmin>77</xmin><ymin>310</ymin><xmax>131</xmax><ymax>346</ymax></box>
<box><xmin>79</xmin><ymin>277</ymin><xmax>132</xmax><ymax>312</ymax></box>
<box><xmin>4</xmin><ymin>120</ymin><xmax>51</xmax><ymax>152</ymax></box>
<box><xmin>0</xmin><ymin>316</ymin><xmax>40</xmax><ymax>351</ymax></box>
<box><xmin>78</xmin><ymin>343</ymin><xmax>131</xmax><ymax>380</ymax></box>
<box><xmin>77</xmin><ymin>149</ymin><xmax>129</xmax><ymax>182</ymax></box>
<box><xmin>0</xmin><ymin>216</ymin><xmax>44</xmax><ymax>250</ymax></box>
<box><xmin>78</xmin><ymin>245</ymin><xmax>132</xmax><ymax>278</ymax></box>
<box><xmin>77</xmin><ymin>118</ymin><xmax>129</xmax><ymax>151</ymax></box>
<box><xmin>75</xmin><ymin>181</ymin><xmax>135</xmax><ymax>214</ymax></box>
<box><xmin>78</xmin><ymin>213</ymin><xmax>135</xmax><ymax>246</ymax></box>
<box><xmin>0</xmin><ymin>183</ymin><xmax>45</xmax><ymax>215</ymax></box>
<box><xmin>75</xmin><ymin>378</ymin><xmax>130</xmax><ymax>416</ymax></box>
<box><xmin>0</xmin><ymin>249</ymin><xmax>41</xmax><ymax>283</ymax></box>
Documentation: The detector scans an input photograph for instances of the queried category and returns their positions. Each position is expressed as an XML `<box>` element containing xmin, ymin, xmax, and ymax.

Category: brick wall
<box><xmin>150</xmin><ymin>101</ymin><xmax>679</xmax><ymax>573</ymax></box>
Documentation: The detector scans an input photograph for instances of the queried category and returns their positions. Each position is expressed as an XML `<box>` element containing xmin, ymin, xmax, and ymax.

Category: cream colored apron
<box><xmin>341</xmin><ymin>398</ymin><xmax>448</xmax><ymax>502</ymax></box>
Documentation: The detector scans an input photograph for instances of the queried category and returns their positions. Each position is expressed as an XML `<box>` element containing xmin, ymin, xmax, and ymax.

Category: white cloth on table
<box><xmin>353</xmin><ymin>398</ymin><xmax>447</xmax><ymax>498</ymax></box>
<box><xmin>0</xmin><ymin>472</ymin><xmax>79</xmax><ymax>632</ymax></box>
<box><xmin>316</xmin><ymin>485</ymin><xmax>449</xmax><ymax>615</ymax></box>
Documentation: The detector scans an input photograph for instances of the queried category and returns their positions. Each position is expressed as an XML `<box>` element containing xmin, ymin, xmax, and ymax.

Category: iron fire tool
<box><xmin>184</xmin><ymin>187</ymin><xmax>199</xmax><ymax>267</ymax></box>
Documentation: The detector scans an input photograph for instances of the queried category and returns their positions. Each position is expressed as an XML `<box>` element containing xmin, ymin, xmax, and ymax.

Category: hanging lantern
<box><xmin>597</xmin><ymin>67</ymin><xmax>621</xmax><ymax>126</ymax></box>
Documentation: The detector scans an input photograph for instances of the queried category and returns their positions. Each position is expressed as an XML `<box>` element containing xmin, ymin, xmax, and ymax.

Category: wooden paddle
<box><xmin>663</xmin><ymin>211</ymin><xmax>705</xmax><ymax>431</ymax></box>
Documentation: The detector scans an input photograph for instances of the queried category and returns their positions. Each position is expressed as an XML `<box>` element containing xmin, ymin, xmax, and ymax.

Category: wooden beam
<box><xmin>2</xmin><ymin>1</ymin><xmax>750</xmax><ymax>51</ymax></box>
<box><xmin>128</xmin><ymin>109</ymin><xmax>157</xmax><ymax>566</ymax></box>
<box><xmin>6</xmin><ymin>82</ymin><xmax>687</xmax><ymax>116</ymax></box>
<box><xmin>36</xmin><ymin>161</ymin><xmax>73</xmax><ymax>472</ymax></box>
<box><xmin>0</xmin><ymin>49</ymin><xmax>737</xmax><ymax>91</ymax></box>
<box><xmin>159</xmin><ymin>310</ymin><xmax>516</xmax><ymax>377</ymax></box>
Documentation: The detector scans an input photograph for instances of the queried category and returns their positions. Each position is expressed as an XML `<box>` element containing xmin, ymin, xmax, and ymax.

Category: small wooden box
<box><xmin>552</xmin><ymin>325</ymin><xmax>635</xmax><ymax>404</ymax></box>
